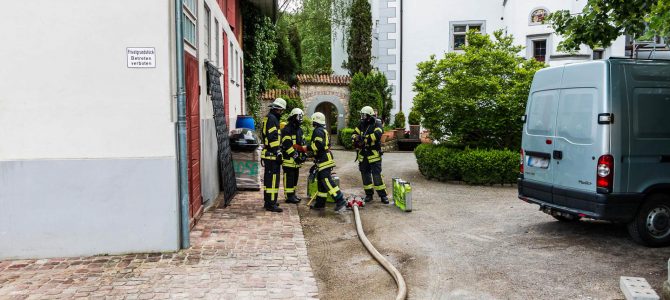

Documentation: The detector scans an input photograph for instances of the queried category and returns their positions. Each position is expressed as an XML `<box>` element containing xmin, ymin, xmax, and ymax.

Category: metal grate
<box><xmin>206</xmin><ymin>62</ymin><xmax>237</xmax><ymax>206</ymax></box>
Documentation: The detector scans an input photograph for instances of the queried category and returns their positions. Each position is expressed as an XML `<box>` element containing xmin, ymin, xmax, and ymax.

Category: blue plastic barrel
<box><xmin>236</xmin><ymin>115</ymin><xmax>256</xmax><ymax>129</ymax></box>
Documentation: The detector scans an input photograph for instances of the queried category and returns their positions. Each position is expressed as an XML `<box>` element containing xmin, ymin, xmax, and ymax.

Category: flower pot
<box><xmin>381</xmin><ymin>131</ymin><xmax>394</xmax><ymax>143</ymax></box>
<box><xmin>409</xmin><ymin>125</ymin><xmax>420</xmax><ymax>139</ymax></box>
<box><xmin>395</xmin><ymin>128</ymin><xmax>405</xmax><ymax>140</ymax></box>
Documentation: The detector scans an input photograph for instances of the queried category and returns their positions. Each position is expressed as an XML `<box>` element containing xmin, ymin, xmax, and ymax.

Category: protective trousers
<box><xmin>313</xmin><ymin>167</ymin><xmax>344</xmax><ymax>208</ymax></box>
<box><xmin>359</xmin><ymin>159</ymin><xmax>387</xmax><ymax>198</ymax></box>
<box><xmin>282</xmin><ymin>166</ymin><xmax>300</xmax><ymax>198</ymax></box>
<box><xmin>263</xmin><ymin>159</ymin><xmax>281</xmax><ymax>207</ymax></box>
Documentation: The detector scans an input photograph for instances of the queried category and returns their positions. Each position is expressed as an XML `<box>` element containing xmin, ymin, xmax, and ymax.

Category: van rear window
<box><xmin>634</xmin><ymin>88</ymin><xmax>670</xmax><ymax>139</ymax></box>
<box><xmin>527</xmin><ymin>91</ymin><xmax>558</xmax><ymax>136</ymax></box>
<box><xmin>556</xmin><ymin>88</ymin><xmax>597</xmax><ymax>144</ymax></box>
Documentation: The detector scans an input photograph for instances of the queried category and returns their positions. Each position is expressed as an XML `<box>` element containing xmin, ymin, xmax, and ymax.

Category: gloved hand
<box><xmin>275</xmin><ymin>149</ymin><xmax>283</xmax><ymax>161</ymax></box>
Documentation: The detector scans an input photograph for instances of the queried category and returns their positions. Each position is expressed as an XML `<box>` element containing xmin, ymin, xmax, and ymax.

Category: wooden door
<box><xmin>185</xmin><ymin>53</ymin><xmax>203</xmax><ymax>223</ymax></box>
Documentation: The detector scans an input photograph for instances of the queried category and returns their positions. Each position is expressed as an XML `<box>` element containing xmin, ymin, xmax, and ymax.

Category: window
<box><xmin>229</xmin><ymin>42</ymin><xmax>234</xmax><ymax>83</ymax></box>
<box><xmin>182</xmin><ymin>0</ymin><xmax>197</xmax><ymax>47</ymax></box>
<box><xmin>527</xmin><ymin>90</ymin><xmax>558</xmax><ymax>136</ymax></box>
<box><xmin>204</xmin><ymin>5</ymin><xmax>211</xmax><ymax>60</ymax></box>
<box><xmin>556</xmin><ymin>89</ymin><xmax>597</xmax><ymax>144</ymax></box>
<box><xmin>533</xmin><ymin>40</ymin><xmax>547</xmax><ymax>62</ymax></box>
<box><xmin>235</xmin><ymin>50</ymin><xmax>239</xmax><ymax>85</ymax></box>
<box><xmin>215</xmin><ymin>19</ymin><xmax>220</xmax><ymax>66</ymax></box>
<box><xmin>634</xmin><ymin>88</ymin><xmax>670</xmax><ymax>139</ymax></box>
<box><xmin>452</xmin><ymin>23</ymin><xmax>483</xmax><ymax>50</ymax></box>
<box><xmin>593</xmin><ymin>50</ymin><xmax>604</xmax><ymax>60</ymax></box>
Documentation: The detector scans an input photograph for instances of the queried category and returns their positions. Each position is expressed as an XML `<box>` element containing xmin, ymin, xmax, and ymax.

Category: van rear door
<box><xmin>552</xmin><ymin>62</ymin><xmax>607</xmax><ymax>207</ymax></box>
<box><xmin>626</xmin><ymin>63</ymin><xmax>670</xmax><ymax>192</ymax></box>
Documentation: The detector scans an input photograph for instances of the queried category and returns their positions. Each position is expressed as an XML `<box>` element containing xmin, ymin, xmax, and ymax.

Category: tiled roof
<box><xmin>296</xmin><ymin>74</ymin><xmax>351</xmax><ymax>86</ymax></box>
<box><xmin>260</xmin><ymin>89</ymin><xmax>299</xmax><ymax>100</ymax></box>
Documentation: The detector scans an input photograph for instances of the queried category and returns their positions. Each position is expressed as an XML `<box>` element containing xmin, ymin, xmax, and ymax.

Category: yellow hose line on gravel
<box><xmin>353</xmin><ymin>205</ymin><xmax>407</xmax><ymax>300</ymax></box>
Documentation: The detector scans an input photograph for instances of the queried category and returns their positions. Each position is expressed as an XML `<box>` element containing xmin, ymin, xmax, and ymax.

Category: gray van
<box><xmin>518</xmin><ymin>59</ymin><xmax>670</xmax><ymax>246</ymax></box>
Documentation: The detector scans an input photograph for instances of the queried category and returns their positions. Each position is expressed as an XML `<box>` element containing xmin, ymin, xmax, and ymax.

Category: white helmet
<box><xmin>269</xmin><ymin>98</ymin><xmax>287</xmax><ymax>110</ymax></box>
<box><xmin>311</xmin><ymin>112</ymin><xmax>326</xmax><ymax>126</ymax></box>
<box><xmin>289</xmin><ymin>108</ymin><xmax>304</xmax><ymax>122</ymax></box>
<box><xmin>360</xmin><ymin>106</ymin><xmax>374</xmax><ymax>116</ymax></box>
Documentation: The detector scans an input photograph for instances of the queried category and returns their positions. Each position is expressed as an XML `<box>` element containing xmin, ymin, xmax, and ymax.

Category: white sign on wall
<box><xmin>127</xmin><ymin>47</ymin><xmax>156</xmax><ymax>68</ymax></box>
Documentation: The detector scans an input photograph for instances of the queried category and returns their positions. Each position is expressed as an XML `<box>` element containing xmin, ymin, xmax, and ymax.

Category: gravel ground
<box><xmin>293</xmin><ymin>150</ymin><xmax>670</xmax><ymax>300</ymax></box>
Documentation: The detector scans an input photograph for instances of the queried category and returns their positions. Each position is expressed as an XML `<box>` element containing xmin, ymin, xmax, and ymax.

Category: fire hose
<box><xmin>349</xmin><ymin>197</ymin><xmax>407</xmax><ymax>300</ymax></box>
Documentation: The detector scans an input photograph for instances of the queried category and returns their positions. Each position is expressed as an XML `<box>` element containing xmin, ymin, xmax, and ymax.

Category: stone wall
<box><xmin>301</xmin><ymin>84</ymin><xmax>350</xmax><ymax>132</ymax></box>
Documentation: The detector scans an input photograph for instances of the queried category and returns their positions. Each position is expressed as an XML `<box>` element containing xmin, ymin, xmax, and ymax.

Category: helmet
<box><xmin>311</xmin><ymin>112</ymin><xmax>326</xmax><ymax>126</ymax></box>
<box><xmin>360</xmin><ymin>106</ymin><xmax>374</xmax><ymax>121</ymax></box>
<box><xmin>289</xmin><ymin>108</ymin><xmax>304</xmax><ymax>122</ymax></box>
<box><xmin>269</xmin><ymin>98</ymin><xmax>287</xmax><ymax>110</ymax></box>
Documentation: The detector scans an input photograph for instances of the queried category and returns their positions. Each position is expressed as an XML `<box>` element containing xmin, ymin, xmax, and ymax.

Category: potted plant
<box><xmin>408</xmin><ymin>110</ymin><xmax>421</xmax><ymax>139</ymax></box>
<box><xmin>393</xmin><ymin>112</ymin><xmax>406</xmax><ymax>140</ymax></box>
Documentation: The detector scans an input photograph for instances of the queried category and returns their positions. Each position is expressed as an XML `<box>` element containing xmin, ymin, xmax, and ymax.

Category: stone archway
<box><xmin>297</xmin><ymin>75</ymin><xmax>351</xmax><ymax>132</ymax></box>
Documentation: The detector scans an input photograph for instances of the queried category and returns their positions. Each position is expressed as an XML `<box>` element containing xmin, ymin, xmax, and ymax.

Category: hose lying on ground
<box><xmin>352</xmin><ymin>205</ymin><xmax>407</xmax><ymax>300</ymax></box>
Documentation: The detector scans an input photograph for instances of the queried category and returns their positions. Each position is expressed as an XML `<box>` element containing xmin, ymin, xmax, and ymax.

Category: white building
<box><xmin>332</xmin><ymin>0</ymin><xmax>630</xmax><ymax>124</ymax></box>
<box><xmin>0</xmin><ymin>0</ymin><xmax>274</xmax><ymax>259</ymax></box>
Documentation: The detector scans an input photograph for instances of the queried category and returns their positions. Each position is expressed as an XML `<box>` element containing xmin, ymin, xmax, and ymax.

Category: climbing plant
<box><xmin>242</xmin><ymin>1</ymin><xmax>278</xmax><ymax>124</ymax></box>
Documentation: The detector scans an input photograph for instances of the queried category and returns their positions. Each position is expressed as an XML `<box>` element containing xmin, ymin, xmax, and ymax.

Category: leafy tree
<box><xmin>547</xmin><ymin>0</ymin><xmax>669</xmax><ymax>51</ymax></box>
<box><xmin>298</xmin><ymin>0</ymin><xmax>332</xmax><ymax>73</ymax></box>
<box><xmin>344</xmin><ymin>0</ymin><xmax>372</xmax><ymax>75</ymax></box>
<box><xmin>348</xmin><ymin>71</ymin><xmax>387</xmax><ymax>128</ymax></box>
<box><xmin>288</xmin><ymin>22</ymin><xmax>302</xmax><ymax>73</ymax></box>
<box><xmin>273</xmin><ymin>14</ymin><xmax>299</xmax><ymax>82</ymax></box>
<box><xmin>413</xmin><ymin>30</ymin><xmax>545</xmax><ymax>150</ymax></box>
<box><xmin>242</xmin><ymin>2</ymin><xmax>278</xmax><ymax>123</ymax></box>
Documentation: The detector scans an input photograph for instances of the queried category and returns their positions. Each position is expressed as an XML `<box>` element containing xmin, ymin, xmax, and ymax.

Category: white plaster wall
<box><xmin>0</xmin><ymin>0</ymin><xmax>176</xmax><ymax>160</ymax></box>
<box><xmin>400</xmin><ymin>0</ymin><xmax>504</xmax><ymax>122</ymax></box>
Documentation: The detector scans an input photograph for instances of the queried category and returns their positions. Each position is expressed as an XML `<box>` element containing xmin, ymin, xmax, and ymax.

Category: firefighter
<box><xmin>261</xmin><ymin>98</ymin><xmax>287</xmax><ymax>212</ymax></box>
<box><xmin>281</xmin><ymin>108</ymin><xmax>306</xmax><ymax>204</ymax></box>
<box><xmin>352</xmin><ymin>106</ymin><xmax>389</xmax><ymax>203</ymax></box>
<box><xmin>305</xmin><ymin>112</ymin><xmax>347</xmax><ymax>212</ymax></box>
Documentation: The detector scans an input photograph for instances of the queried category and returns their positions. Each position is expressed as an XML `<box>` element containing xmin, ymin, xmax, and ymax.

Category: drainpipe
<box><xmin>174</xmin><ymin>0</ymin><xmax>190</xmax><ymax>249</ymax></box>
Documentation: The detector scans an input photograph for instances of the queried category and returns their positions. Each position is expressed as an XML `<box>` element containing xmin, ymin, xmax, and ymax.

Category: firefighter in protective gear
<box><xmin>261</xmin><ymin>98</ymin><xmax>287</xmax><ymax>212</ymax></box>
<box><xmin>281</xmin><ymin>108</ymin><xmax>306</xmax><ymax>204</ymax></box>
<box><xmin>352</xmin><ymin>106</ymin><xmax>389</xmax><ymax>203</ymax></box>
<box><xmin>307</xmin><ymin>112</ymin><xmax>347</xmax><ymax>212</ymax></box>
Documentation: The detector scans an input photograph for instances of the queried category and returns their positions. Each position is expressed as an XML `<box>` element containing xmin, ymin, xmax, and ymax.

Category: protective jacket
<box><xmin>261</xmin><ymin>111</ymin><xmax>281</xmax><ymax>160</ymax></box>
<box><xmin>354</xmin><ymin>118</ymin><xmax>384</xmax><ymax>163</ymax></box>
<box><xmin>310</xmin><ymin>124</ymin><xmax>335</xmax><ymax>171</ymax></box>
<box><xmin>280</xmin><ymin>121</ymin><xmax>305</xmax><ymax>168</ymax></box>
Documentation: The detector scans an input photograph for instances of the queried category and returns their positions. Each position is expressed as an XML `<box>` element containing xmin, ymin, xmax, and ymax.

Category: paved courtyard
<box><xmin>0</xmin><ymin>192</ymin><xmax>318</xmax><ymax>300</ymax></box>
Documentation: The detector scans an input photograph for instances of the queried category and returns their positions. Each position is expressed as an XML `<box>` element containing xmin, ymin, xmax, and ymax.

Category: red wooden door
<box><xmin>185</xmin><ymin>53</ymin><xmax>203</xmax><ymax>223</ymax></box>
<box><xmin>223</xmin><ymin>31</ymin><xmax>230</xmax><ymax>125</ymax></box>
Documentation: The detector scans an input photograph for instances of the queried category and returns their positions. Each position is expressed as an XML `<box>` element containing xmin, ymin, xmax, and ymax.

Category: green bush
<box><xmin>338</xmin><ymin>128</ymin><xmax>355</xmax><ymax>150</ymax></box>
<box><xmin>414</xmin><ymin>144</ymin><xmax>518</xmax><ymax>185</ymax></box>
<box><xmin>394</xmin><ymin>111</ymin><xmax>406</xmax><ymax>129</ymax></box>
<box><xmin>302</xmin><ymin>117</ymin><xmax>313</xmax><ymax>144</ymax></box>
<box><xmin>408</xmin><ymin>110</ymin><xmax>421</xmax><ymax>126</ymax></box>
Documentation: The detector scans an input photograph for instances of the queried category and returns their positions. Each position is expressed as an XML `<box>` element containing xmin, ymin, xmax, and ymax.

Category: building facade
<box><xmin>332</xmin><ymin>0</ymin><xmax>633</xmax><ymax>125</ymax></box>
<box><xmin>0</xmin><ymin>0</ymin><xmax>274</xmax><ymax>259</ymax></box>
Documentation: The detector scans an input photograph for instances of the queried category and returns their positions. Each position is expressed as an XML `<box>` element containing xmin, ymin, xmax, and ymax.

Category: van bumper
<box><xmin>518</xmin><ymin>179</ymin><xmax>643</xmax><ymax>222</ymax></box>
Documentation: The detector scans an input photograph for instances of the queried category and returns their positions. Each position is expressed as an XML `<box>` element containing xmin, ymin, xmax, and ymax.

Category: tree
<box><xmin>413</xmin><ymin>30</ymin><xmax>545</xmax><ymax>150</ymax></box>
<box><xmin>348</xmin><ymin>71</ymin><xmax>387</xmax><ymax>128</ymax></box>
<box><xmin>547</xmin><ymin>0</ymin><xmax>669</xmax><ymax>51</ymax></box>
<box><xmin>273</xmin><ymin>14</ymin><xmax>299</xmax><ymax>82</ymax></box>
<box><xmin>298</xmin><ymin>0</ymin><xmax>332</xmax><ymax>74</ymax></box>
<box><xmin>344</xmin><ymin>0</ymin><xmax>372</xmax><ymax>75</ymax></box>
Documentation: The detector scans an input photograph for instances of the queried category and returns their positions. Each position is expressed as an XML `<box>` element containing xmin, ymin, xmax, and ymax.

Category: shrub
<box><xmin>394</xmin><ymin>112</ymin><xmax>406</xmax><ymax>129</ymax></box>
<box><xmin>302</xmin><ymin>117</ymin><xmax>313</xmax><ymax>144</ymax></box>
<box><xmin>414</xmin><ymin>144</ymin><xmax>518</xmax><ymax>185</ymax></box>
<box><xmin>408</xmin><ymin>110</ymin><xmax>421</xmax><ymax>126</ymax></box>
<box><xmin>338</xmin><ymin>128</ymin><xmax>355</xmax><ymax>150</ymax></box>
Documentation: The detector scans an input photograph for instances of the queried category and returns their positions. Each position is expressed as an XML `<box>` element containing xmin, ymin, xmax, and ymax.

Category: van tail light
<box><xmin>596</xmin><ymin>154</ymin><xmax>614</xmax><ymax>193</ymax></box>
<box><xmin>520</xmin><ymin>148</ymin><xmax>525</xmax><ymax>174</ymax></box>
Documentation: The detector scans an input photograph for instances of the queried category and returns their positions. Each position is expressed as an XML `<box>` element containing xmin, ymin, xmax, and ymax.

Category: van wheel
<box><xmin>628</xmin><ymin>194</ymin><xmax>670</xmax><ymax>247</ymax></box>
<box><xmin>552</xmin><ymin>215</ymin><xmax>581</xmax><ymax>222</ymax></box>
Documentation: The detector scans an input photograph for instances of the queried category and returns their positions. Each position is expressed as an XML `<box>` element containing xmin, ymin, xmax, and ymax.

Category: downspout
<box><xmin>175</xmin><ymin>0</ymin><xmax>190</xmax><ymax>249</ymax></box>
<box><xmin>399</xmin><ymin>0</ymin><xmax>403</xmax><ymax>112</ymax></box>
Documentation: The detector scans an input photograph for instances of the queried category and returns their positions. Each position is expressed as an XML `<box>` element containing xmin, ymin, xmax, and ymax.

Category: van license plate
<box><xmin>527</xmin><ymin>156</ymin><xmax>549</xmax><ymax>169</ymax></box>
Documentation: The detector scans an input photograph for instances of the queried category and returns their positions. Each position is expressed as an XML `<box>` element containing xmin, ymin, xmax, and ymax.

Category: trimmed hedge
<box><xmin>338</xmin><ymin>128</ymin><xmax>355</xmax><ymax>150</ymax></box>
<box><xmin>414</xmin><ymin>144</ymin><xmax>518</xmax><ymax>185</ymax></box>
